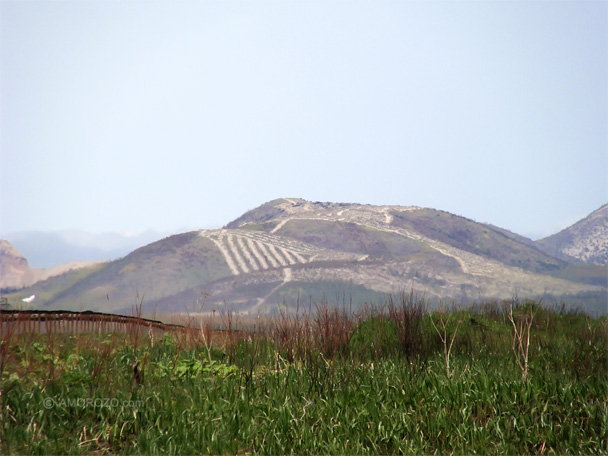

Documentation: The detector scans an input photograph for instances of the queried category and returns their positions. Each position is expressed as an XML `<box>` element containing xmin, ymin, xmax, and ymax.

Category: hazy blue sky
<box><xmin>1</xmin><ymin>0</ymin><xmax>606</xmax><ymax>240</ymax></box>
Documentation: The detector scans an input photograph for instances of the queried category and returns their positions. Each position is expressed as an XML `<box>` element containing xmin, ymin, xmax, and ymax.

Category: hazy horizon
<box><xmin>2</xmin><ymin>198</ymin><xmax>606</xmax><ymax>241</ymax></box>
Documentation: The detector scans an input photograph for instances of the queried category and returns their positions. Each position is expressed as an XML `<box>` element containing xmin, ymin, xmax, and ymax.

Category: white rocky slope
<box><xmin>537</xmin><ymin>204</ymin><xmax>607</xmax><ymax>266</ymax></box>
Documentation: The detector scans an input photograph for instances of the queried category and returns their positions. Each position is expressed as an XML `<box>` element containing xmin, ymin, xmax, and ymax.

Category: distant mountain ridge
<box><xmin>0</xmin><ymin>240</ymin><xmax>102</xmax><ymax>290</ymax></box>
<box><xmin>536</xmin><ymin>204</ymin><xmax>607</xmax><ymax>266</ymax></box>
<box><xmin>3</xmin><ymin>199</ymin><xmax>607</xmax><ymax>315</ymax></box>
<box><xmin>2</xmin><ymin>230</ymin><xmax>175</xmax><ymax>268</ymax></box>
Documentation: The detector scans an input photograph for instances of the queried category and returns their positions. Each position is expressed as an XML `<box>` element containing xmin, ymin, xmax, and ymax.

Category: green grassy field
<box><xmin>1</xmin><ymin>297</ymin><xmax>607</xmax><ymax>454</ymax></box>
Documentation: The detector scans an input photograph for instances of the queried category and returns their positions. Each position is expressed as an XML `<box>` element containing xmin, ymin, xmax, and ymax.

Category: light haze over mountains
<box><xmin>2</xmin><ymin>229</ymin><xmax>194</xmax><ymax>269</ymax></box>
<box><xmin>2</xmin><ymin>199</ymin><xmax>606</xmax><ymax>316</ymax></box>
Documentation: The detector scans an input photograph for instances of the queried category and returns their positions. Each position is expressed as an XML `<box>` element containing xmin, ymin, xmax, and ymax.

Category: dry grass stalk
<box><xmin>507</xmin><ymin>302</ymin><xmax>535</xmax><ymax>379</ymax></box>
<box><xmin>430</xmin><ymin>310</ymin><xmax>462</xmax><ymax>378</ymax></box>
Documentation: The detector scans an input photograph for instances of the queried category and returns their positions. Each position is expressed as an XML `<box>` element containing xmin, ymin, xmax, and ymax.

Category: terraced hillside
<box><xmin>199</xmin><ymin>229</ymin><xmax>358</xmax><ymax>274</ymax></box>
<box><xmin>4</xmin><ymin>198</ymin><xmax>607</xmax><ymax>315</ymax></box>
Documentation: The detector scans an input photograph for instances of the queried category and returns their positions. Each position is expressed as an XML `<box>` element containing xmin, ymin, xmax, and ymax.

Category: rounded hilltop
<box><xmin>225</xmin><ymin>197</ymin><xmax>421</xmax><ymax>229</ymax></box>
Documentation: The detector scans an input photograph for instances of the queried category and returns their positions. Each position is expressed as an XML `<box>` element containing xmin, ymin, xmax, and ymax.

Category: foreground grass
<box><xmin>1</xmin><ymin>300</ymin><xmax>607</xmax><ymax>454</ymax></box>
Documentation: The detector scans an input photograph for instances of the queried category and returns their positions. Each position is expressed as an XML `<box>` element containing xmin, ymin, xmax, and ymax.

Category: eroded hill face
<box><xmin>0</xmin><ymin>240</ymin><xmax>32</xmax><ymax>289</ymax></box>
<box><xmin>5</xmin><ymin>199</ymin><xmax>607</xmax><ymax>315</ymax></box>
<box><xmin>537</xmin><ymin>205</ymin><xmax>608</xmax><ymax>266</ymax></box>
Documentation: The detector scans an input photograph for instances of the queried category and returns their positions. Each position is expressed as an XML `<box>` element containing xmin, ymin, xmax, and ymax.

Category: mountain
<box><xmin>0</xmin><ymin>240</ymin><xmax>103</xmax><ymax>291</ymax></box>
<box><xmin>0</xmin><ymin>240</ymin><xmax>31</xmax><ymax>289</ymax></box>
<box><xmin>3</xmin><ymin>199</ymin><xmax>607</xmax><ymax>315</ymax></box>
<box><xmin>536</xmin><ymin>205</ymin><xmax>607</xmax><ymax>266</ymax></box>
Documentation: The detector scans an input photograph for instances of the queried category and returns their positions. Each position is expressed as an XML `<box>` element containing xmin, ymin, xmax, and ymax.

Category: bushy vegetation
<box><xmin>1</xmin><ymin>295</ymin><xmax>607</xmax><ymax>454</ymax></box>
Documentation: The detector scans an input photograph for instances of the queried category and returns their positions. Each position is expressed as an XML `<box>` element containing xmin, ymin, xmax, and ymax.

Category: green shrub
<box><xmin>350</xmin><ymin>316</ymin><xmax>399</xmax><ymax>360</ymax></box>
